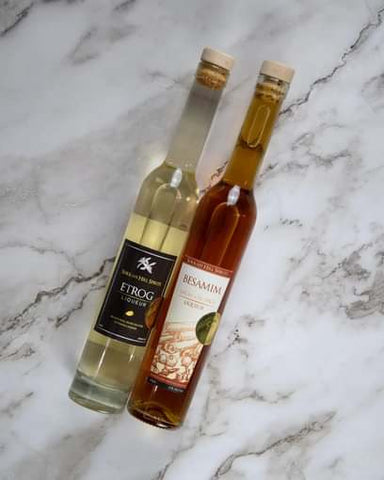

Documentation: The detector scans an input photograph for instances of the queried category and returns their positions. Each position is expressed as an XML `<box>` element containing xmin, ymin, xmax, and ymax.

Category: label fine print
<box><xmin>94</xmin><ymin>239</ymin><xmax>176</xmax><ymax>346</ymax></box>
<box><xmin>148</xmin><ymin>256</ymin><xmax>232</xmax><ymax>392</ymax></box>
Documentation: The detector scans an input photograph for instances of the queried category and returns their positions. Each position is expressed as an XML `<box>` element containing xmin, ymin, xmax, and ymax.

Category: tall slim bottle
<box><xmin>128</xmin><ymin>60</ymin><xmax>294</xmax><ymax>428</ymax></box>
<box><xmin>69</xmin><ymin>48</ymin><xmax>234</xmax><ymax>413</ymax></box>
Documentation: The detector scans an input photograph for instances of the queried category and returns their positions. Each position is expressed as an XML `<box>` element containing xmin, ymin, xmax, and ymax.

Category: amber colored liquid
<box><xmin>128</xmin><ymin>74</ymin><xmax>289</xmax><ymax>428</ymax></box>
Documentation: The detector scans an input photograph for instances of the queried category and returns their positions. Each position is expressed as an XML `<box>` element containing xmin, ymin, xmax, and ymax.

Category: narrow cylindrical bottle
<box><xmin>128</xmin><ymin>60</ymin><xmax>294</xmax><ymax>429</ymax></box>
<box><xmin>69</xmin><ymin>48</ymin><xmax>234</xmax><ymax>413</ymax></box>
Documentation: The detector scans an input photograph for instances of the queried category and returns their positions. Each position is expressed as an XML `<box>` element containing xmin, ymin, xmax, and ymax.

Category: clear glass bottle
<box><xmin>128</xmin><ymin>60</ymin><xmax>294</xmax><ymax>429</ymax></box>
<box><xmin>69</xmin><ymin>48</ymin><xmax>234</xmax><ymax>413</ymax></box>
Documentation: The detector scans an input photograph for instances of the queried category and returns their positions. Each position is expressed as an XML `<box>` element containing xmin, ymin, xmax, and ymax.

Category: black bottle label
<box><xmin>94</xmin><ymin>239</ymin><xmax>176</xmax><ymax>346</ymax></box>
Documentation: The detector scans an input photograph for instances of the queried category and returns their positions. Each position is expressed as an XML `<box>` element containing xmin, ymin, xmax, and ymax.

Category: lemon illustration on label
<box><xmin>195</xmin><ymin>312</ymin><xmax>221</xmax><ymax>345</ymax></box>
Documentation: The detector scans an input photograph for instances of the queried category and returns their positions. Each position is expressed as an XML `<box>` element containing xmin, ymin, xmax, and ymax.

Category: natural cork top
<box><xmin>201</xmin><ymin>47</ymin><xmax>234</xmax><ymax>71</ymax></box>
<box><xmin>196</xmin><ymin>61</ymin><xmax>230</xmax><ymax>89</ymax></box>
<box><xmin>260</xmin><ymin>60</ymin><xmax>295</xmax><ymax>84</ymax></box>
<box><xmin>194</xmin><ymin>47</ymin><xmax>234</xmax><ymax>90</ymax></box>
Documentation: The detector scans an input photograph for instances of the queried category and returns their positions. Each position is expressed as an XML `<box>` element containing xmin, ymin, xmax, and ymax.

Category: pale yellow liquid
<box><xmin>69</xmin><ymin>163</ymin><xmax>197</xmax><ymax>412</ymax></box>
<box><xmin>69</xmin><ymin>64</ymin><xmax>225</xmax><ymax>412</ymax></box>
<box><xmin>77</xmin><ymin>213</ymin><xmax>187</xmax><ymax>389</ymax></box>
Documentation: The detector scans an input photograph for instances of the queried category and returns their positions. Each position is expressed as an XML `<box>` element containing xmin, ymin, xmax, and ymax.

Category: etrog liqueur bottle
<box><xmin>69</xmin><ymin>48</ymin><xmax>234</xmax><ymax>413</ymax></box>
<box><xmin>128</xmin><ymin>61</ymin><xmax>294</xmax><ymax>428</ymax></box>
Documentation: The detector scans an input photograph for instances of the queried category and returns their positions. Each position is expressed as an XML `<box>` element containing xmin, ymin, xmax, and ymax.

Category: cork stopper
<box><xmin>201</xmin><ymin>47</ymin><xmax>234</xmax><ymax>72</ymax></box>
<box><xmin>260</xmin><ymin>60</ymin><xmax>295</xmax><ymax>83</ymax></box>
<box><xmin>196</xmin><ymin>48</ymin><xmax>234</xmax><ymax>90</ymax></box>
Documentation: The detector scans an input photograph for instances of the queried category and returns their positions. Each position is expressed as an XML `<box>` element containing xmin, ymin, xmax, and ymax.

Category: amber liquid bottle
<box><xmin>128</xmin><ymin>61</ymin><xmax>294</xmax><ymax>429</ymax></box>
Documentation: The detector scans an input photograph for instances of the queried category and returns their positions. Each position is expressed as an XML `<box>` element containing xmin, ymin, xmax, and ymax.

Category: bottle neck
<box><xmin>165</xmin><ymin>60</ymin><xmax>230</xmax><ymax>173</ymax></box>
<box><xmin>223</xmin><ymin>74</ymin><xmax>289</xmax><ymax>190</ymax></box>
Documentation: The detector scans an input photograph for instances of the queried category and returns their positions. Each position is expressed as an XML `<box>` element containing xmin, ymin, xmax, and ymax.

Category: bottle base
<box><xmin>69</xmin><ymin>370</ymin><xmax>128</xmax><ymax>414</ymax></box>
<box><xmin>128</xmin><ymin>402</ymin><xmax>181</xmax><ymax>430</ymax></box>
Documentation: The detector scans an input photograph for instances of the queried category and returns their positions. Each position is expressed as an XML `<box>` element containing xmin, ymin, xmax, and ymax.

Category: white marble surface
<box><xmin>1</xmin><ymin>0</ymin><xmax>384</xmax><ymax>478</ymax></box>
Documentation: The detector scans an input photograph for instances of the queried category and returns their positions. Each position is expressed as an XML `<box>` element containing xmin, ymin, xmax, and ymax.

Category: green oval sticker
<box><xmin>195</xmin><ymin>312</ymin><xmax>221</xmax><ymax>345</ymax></box>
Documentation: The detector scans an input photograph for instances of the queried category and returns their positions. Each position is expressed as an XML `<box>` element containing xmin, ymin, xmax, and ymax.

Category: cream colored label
<box><xmin>148</xmin><ymin>256</ymin><xmax>231</xmax><ymax>392</ymax></box>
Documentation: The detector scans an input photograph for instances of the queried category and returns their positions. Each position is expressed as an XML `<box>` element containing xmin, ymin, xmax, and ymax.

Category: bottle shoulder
<box><xmin>141</xmin><ymin>163</ymin><xmax>197</xmax><ymax>192</ymax></box>
<box><xmin>135</xmin><ymin>163</ymin><xmax>198</xmax><ymax>214</ymax></box>
<box><xmin>182</xmin><ymin>180</ymin><xmax>257</xmax><ymax>270</ymax></box>
<box><xmin>130</xmin><ymin>162</ymin><xmax>199</xmax><ymax>233</ymax></box>
<box><xmin>200</xmin><ymin>180</ymin><xmax>256</xmax><ymax>217</ymax></box>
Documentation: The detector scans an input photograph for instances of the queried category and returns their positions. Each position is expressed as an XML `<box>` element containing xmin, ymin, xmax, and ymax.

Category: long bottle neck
<box><xmin>223</xmin><ymin>74</ymin><xmax>289</xmax><ymax>190</ymax></box>
<box><xmin>165</xmin><ymin>61</ymin><xmax>230</xmax><ymax>173</ymax></box>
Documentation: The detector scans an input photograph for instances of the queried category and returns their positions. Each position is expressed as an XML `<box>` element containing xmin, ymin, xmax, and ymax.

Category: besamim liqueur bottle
<box><xmin>128</xmin><ymin>60</ymin><xmax>294</xmax><ymax>428</ymax></box>
<box><xmin>69</xmin><ymin>48</ymin><xmax>234</xmax><ymax>413</ymax></box>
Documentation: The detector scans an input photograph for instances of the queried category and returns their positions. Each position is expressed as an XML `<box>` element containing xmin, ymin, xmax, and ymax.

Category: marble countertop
<box><xmin>1</xmin><ymin>1</ymin><xmax>384</xmax><ymax>479</ymax></box>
